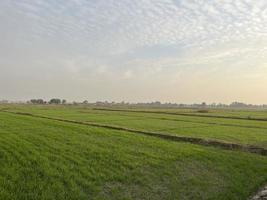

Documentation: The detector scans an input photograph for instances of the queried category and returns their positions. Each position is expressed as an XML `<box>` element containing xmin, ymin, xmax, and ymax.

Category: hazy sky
<box><xmin>0</xmin><ymin>0</ymin><xmax>267</xmax><ymax>103</ymax></box>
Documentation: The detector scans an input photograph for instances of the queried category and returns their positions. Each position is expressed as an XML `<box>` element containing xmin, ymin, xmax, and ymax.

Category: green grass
<box><xmin>104</xmin><ymin>107</ymin><xmax>267</xmax><ymax>119</ymax></box>
<box><xmin>1</xmin><ymin>105</ymin><xmax>267</xmax><ymax>199</ymax></box>
<box><xmin>6</xmin><ymin>105</ymin><xmax>267</xmax><ymax>148</ymax></box>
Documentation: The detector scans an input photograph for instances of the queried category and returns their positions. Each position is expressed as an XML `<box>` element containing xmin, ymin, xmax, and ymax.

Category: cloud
<box><xmin>0</xmin><ymin>0</ymin><xmax>267</xmax><ymax>103</ymax></box>
<box><xmin>2</xmin><ymin>0</ymin><xmax>266</xmax><ymax>54</ymax></box>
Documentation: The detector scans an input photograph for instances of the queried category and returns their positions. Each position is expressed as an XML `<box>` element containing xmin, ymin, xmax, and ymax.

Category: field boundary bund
<box><xmin>81</xmin><ymin>110</ymin><xmax>267</xmax><ymax>130</ymax></box>
<box><xmin>1</xmin><ymin>109</ymin><xmax>267</xmax><ymax>157</ymax></box>
<box><xmin>93</xmin><ymin>108</ymin><xmax>267</xmax><ymax>122</ymax></box>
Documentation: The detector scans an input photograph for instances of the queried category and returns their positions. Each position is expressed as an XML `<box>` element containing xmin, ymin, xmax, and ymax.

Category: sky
<box><xmin>0</xmin><ymin>0</ymin><xmax>267</xmax><ymax>104</ymax></box>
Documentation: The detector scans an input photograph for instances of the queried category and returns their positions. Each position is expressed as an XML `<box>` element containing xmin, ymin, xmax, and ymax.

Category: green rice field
<box><xmin>1</xmin><ymin>104</ymin><xmax>267</xmax><ymax>199</ymax></box>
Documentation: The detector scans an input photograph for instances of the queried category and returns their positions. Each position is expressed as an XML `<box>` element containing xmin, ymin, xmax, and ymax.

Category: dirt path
<box><xmin>251</xmin><ymin>185</ymin><xmax>267</xmax><ymax>200</ymax></box>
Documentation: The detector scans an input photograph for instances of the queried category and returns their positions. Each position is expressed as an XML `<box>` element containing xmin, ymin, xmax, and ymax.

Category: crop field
<box><xmin>1</xmin><ymin>104</ymin><xmax>267</xmax><ymax>199</ymax></box>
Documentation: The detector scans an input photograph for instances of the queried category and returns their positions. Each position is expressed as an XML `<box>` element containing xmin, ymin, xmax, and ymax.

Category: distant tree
<box><xmin>154</xmin><ymin>101</ymin><xmax>161</xmax><ymax>105</ymax></box>
<box><xmin>49</xmin><ymin>98</ymin><xmax>61</xmax><ymax>104</ymax></box>
<box><xmin>230</xmin><ymin>102</ymin><xmax>246</xmax><ymax>108</ymax></box>
<box><xmin>30</xmin><ymin>99</ymin><xmax>44</xmax><ymax>104</ymax></box>
<box><xmin>62</xmin><ymin>99</ymin><xmax>67</xmax><ymax>104</ymax></box>
<box><xmin>83</xmin><ymin>100</ymin><xmax>88</xmax><ymax>104</ymax></box>
<box><xmin>30</xmin><ymin>99</ymin><xmax>37</xmax><ymax>104</ymax></box>
<box><xmin>73</xmin><ymin>101</ymin><xmax>78</xmax><ymax>105</ymax></box>
<box><xmin>201</xmin><ymin>102</ymin><xmax>206</xmax><ymax>107</ymax></box>
<box><xmin>37</xmin><ymin>99</ymin><xmax>44</xmax><ymax>104</ymax></box>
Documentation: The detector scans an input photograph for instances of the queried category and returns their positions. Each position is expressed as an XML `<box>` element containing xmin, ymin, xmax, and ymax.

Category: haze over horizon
<box><xmin>1</xmin><ymin>0</ymin><xmax>267</xmax><ymax>104</ymax></box>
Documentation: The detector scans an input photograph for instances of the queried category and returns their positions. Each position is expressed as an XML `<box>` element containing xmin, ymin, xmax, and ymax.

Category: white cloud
<box><xmin>2</xmin><ymin>0</ymin><xmax>266</xmax><ymax>54</ymax></box>
<box><xmin>0</xmin><ymin>0</ymin><xmax>267</xmax><ymax>103</ymax></box>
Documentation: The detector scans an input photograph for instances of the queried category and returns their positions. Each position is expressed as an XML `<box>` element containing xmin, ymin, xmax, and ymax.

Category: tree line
<box><xmin>29</xmin><ymin>99</ymin><xmax>67</xmax><ymax>104</ymax></box>
<box><xmin>7</xmin><ymin>99</ymin><xmax>267</xmax><ymax>109</ymax></box>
